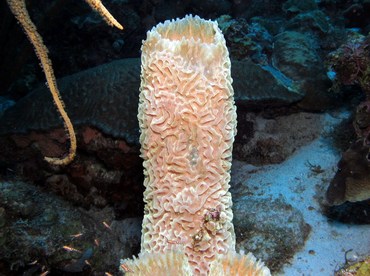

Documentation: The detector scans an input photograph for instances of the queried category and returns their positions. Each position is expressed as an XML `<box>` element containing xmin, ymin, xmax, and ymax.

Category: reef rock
<box><xmin>232</xmin><ymin>195</ymin><xmax>310</xmax><ymax>273</ymax></box>
<box><xmin>0</xmin><ymin>180</ymin><xmax>141</xmax><ymax>274</ymax></box>
<box><xmin>272</xmin><ymin>31</ymin><xmax>333</xmax><ymax>110</ymax></box>
<box><xmin>326</xmin><ymin>140</ymin><xmax>370</xmax><ymax>206</ymax></box>
<box><xmin>234</xmin><ymin>112</ymin><xmax>324</xmax><ymax>165</ymax></box>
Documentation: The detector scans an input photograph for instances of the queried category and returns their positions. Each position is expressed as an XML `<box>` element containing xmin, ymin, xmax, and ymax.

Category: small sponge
<box><xmin>121</xmin><ymin>250</ymin><xmax>271</xmax><ymax>276</ymax></box>
<box><xmin>209</xmin><ymin>251</ymin><xmax>271</xmax><ymax>276</ymax></box>
<box><xmin>120</xmin><ymin>251</ymin><xmax>192</xmax><ymax>275</ymax></box>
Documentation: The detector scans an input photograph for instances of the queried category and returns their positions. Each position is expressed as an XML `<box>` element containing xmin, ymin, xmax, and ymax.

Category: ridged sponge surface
<box><xmin>138</xmin><ymin>15</ymin><xmax>237</xmax><ymax>275</ymax></box>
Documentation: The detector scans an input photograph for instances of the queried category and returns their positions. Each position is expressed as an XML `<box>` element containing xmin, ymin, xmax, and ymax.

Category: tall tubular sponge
<box><xmin>138</xmin><ymin>15</ymin><xmax>237</xmax><ymax>275</ymax></box>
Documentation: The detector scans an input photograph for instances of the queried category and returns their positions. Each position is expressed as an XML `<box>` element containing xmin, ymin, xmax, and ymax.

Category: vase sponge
<box><xmin>129</xmin><ymin>15</ymin><xmax>270</xmax><ymax>275</ymax></box>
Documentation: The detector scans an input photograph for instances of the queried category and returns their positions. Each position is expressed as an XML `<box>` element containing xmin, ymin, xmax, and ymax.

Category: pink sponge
<box><xmin>137</xmin><ymin>15</ymin><xmax>237</xmax><ymax>275</ymax></box>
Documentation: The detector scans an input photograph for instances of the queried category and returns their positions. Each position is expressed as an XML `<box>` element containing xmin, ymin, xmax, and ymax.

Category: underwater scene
<box><xmin>0</xmin><ymin>0</ymin><xmax>370</xmax><ymax>275</ymax></box>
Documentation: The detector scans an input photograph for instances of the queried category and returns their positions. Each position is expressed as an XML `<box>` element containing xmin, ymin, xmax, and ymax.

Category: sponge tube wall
<box><xmin>138</xmin><ymin>15</ymin><xmax>237</xmax><ymax>275</ymax></box>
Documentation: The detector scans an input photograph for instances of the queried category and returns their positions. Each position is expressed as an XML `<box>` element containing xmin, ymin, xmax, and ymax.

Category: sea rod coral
<box><xmin>6</xmin><ymin>0</ymin><xmax>123</xmax><ymax>165</ymax></box>
<box><xmin>121</xmin><ymin>15</ymin><xmax>270</xmax><ymax>276</ymax></box>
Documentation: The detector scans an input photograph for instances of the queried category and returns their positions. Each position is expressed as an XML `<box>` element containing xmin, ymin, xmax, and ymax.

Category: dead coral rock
<box><xmin>0</xmin><ymin>126</ymin><xmax>143</xmax><ymax>209</ymax></box>
<box><xmin>354</xmin><ymin>100</ymin><xmax>370</xmax><ymax>142</ymax></box>
<box><xmin>282</xmin><ymin>0</ymin><xmax>318</xmax><ymax>14</ymax></box>
<box><xmin>232</xmin><ymin>59</ymin><xmax>304</xmax><ymax>107</ymax></box>
<box><xmin>45</xmin><ymin>174</ymin><xmax>85</xmax><ymax>203</ymax></box>
<box><xmin>216</xmin><ymin>15</ymin><xmax>273</xmax><ymax>63</ymax></box>
<box><xmin>273</xmin><ymin>31</ymin><xmax>321</xmax><ymax>80</ymax></box>
<box><xmin>272</xmin><ymin>31</ymin><xmax>333</xmax><ymax>111</ymax></box>
<box><xmin>286</xmin><ymin>10</ymin><xmax>331</xmax><ymax>34</ymax></box>
<box><xmin>234</xmin><ymin>112</ymin><xmax>323</xmax><ymax>165</ymax></box>
<box><xmin>324</xmin><ymin>200</ymin><xmax>370</xmax><ymax>224</ymax></box>
<box><xmin>232</xmin><ymin>195</ymin><xmax>310</xmax><ymax>274</ymax></box>
<box><xmin>0</xmin><ymin>180</ymin><xmax>141</xmax><ymax>274</ymax></box>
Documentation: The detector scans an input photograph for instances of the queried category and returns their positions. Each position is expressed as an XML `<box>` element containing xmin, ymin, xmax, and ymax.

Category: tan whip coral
<box><xmin>85</xmin><ymin>0</ymin><xmax>123</xmax><ymax>30</ymax></box>
<box><xmin>137</xmin><ymin>15</ymin><xmax>237</xmax><ymax>275</ymax></box>
<box><xmin>6</xmin><ymin>0</ymin><xmax>122</xmax><ymax>165</ymax></box>
<box><xmin>6</xmin><ymin>0</ymin><xmax>77</xmax><ymax>165</ymax></box>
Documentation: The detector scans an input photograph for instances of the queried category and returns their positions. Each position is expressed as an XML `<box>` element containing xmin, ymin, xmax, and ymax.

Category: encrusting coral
<box><xmin>6</xmin><ymin>0</ymin><xmax>123</xmax><ymax>165</ymax></box>
<box><xmin>327</xmin><ymin>34</ymin><xmax>370</xmax><ymax>99</ymax></box>
<box><xmin>121</xmin><ymin>15</ymin><xmax>270</xmax><ymax>275</ymax></box>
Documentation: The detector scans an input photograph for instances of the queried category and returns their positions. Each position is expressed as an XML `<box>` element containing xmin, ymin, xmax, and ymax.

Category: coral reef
<box><xmin>0</xmin><ymin>57</ymin><xmax>305</xmax><ymax>145</ymax></box>
<box><xmin>282</xmin><ymin>0</ymin><xmax>318</xmax><ymax>14</ymax></box>
<box><xmin>1</xmin><ymin>1</ymin><xmax>369</xmax><ymax>274</ymax></box>
<box><xmin>285</xmin><ymin>9</ymin><xmax>331</xmax><ymax>34</ymax></box>
<box><xmin>0</xmin><ymin>58</ymin><xmax>142</xmax><ymax>143</ymax></box>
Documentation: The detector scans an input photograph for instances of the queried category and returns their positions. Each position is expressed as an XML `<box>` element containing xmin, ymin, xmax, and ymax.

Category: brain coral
<box><xmin>138</xmin><ymin>15</ymin><xmax>237</xmax><ymax>275</ymax></box>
